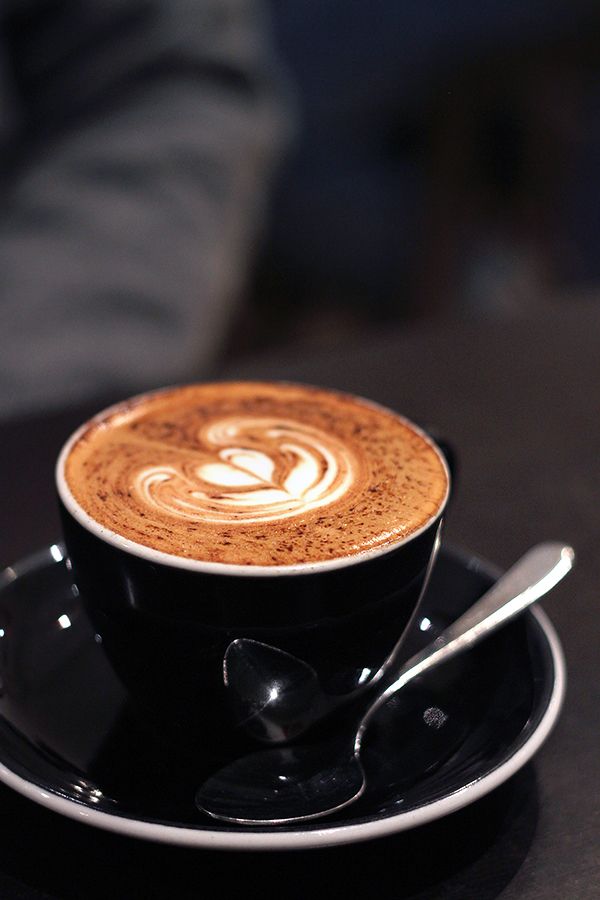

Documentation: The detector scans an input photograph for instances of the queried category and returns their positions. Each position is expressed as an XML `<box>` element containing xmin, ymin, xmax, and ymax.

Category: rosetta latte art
<box><xmin>132</xmin><ymin>417</ymin><xmax>356</xmax><ymax>524</ymax></box>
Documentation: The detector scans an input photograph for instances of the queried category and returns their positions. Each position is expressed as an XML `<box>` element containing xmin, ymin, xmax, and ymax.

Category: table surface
<box><xmin>1</xmin><ymin>303</ymin><xmax>598</xmax><ymax>899</ymax></box>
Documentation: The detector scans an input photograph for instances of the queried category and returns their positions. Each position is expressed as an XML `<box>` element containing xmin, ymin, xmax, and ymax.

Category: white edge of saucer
<box><xmin>0</xmin><ymin>605</ymin><xmax>565</xmax><ymax>852</ymax></box>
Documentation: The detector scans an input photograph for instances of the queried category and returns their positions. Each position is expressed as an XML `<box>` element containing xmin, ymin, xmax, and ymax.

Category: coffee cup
<box><xmin>56</xmin><ymin>382</ymin><xmax>450</xmax><ymax>770</ymax></box>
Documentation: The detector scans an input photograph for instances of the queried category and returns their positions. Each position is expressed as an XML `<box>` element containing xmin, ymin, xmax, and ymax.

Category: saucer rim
<box><xmin>0</xmin><ymin>546</ymin><xmax>566</xmax><ymax>851</ymax></box>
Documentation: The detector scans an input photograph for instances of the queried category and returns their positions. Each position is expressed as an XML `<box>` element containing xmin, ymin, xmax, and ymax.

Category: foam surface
<box><xmin>64</xmin><ymin>383</ymin><xmax>448</xmax><ymax>565</ymax></box>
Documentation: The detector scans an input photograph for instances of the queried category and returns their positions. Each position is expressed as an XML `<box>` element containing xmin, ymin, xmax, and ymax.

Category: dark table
<box><xmin>1</xmin><ymin>304</ymin><xmax>598</xmax><ymax>899</ymax></box>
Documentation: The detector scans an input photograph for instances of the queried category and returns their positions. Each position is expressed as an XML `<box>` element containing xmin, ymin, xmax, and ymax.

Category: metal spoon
<box><xmin>196</xmin><ymin>542</ymin><xmax>574</xmax><ymax>825</ymax></box>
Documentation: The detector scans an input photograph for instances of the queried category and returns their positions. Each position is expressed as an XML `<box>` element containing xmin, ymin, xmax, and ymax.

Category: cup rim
<box><xmin>56</xmin><ymin>381</ymin><xmax>450</xmax><ymax>578</ymax></box>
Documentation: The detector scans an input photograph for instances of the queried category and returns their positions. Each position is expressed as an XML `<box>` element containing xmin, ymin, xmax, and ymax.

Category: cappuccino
<box><xmin>62</xmin><ymin>382</ymin><xmax>448</xmax><ymax>566</ymax></box>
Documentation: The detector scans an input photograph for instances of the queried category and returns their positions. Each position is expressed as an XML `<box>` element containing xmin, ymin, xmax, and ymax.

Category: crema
<box><xmin>63</xmin><ymin>382</ymin><xmax>449</xmax><ymax>566</ymax></box>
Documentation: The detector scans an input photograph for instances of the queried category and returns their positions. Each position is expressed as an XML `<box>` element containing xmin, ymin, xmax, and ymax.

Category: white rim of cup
<box><xmin>55</xmin><ymin>382</ymin><xmax>451</xmax><ymax>578</ymax></box>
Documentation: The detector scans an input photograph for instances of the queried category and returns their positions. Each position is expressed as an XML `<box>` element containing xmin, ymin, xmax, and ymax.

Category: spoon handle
<box><xmin>357</xmin><ymin>542</ymin><xmax>574</xmax><ymax>743</ymax></box>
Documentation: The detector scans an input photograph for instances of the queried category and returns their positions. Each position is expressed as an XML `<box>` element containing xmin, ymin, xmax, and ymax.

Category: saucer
<box><xmin>0</xmin><ymin>543</ymin><xmax>564</xmax><ymax>851</ymax></box>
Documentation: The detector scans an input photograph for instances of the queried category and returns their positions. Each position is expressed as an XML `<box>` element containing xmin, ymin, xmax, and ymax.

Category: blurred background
<box><xmin>1</xmin><ymin>0</ymin><xmax>600</xmax><ymax>419</ymax></box>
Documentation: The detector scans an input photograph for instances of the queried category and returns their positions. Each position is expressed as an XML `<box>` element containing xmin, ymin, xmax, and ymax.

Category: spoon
<box><xmin>196</xmin><ymin>542</ymin><xmax>574</xmax><ymax>825</ymax></box>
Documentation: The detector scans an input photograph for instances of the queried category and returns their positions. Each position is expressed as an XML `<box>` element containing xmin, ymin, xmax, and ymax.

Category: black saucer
<box><xmin>0</xmin><ymin>543</ymin><xmax>564</xmax><ymax>850</ymax></box>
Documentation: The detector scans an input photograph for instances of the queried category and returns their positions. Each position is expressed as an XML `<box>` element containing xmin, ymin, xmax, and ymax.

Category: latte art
<box><xmin>133</xmin><ymin>418</ymin><xmax>355</xmax><ymax>524</ymax></box>
<box><xmin>62</xmin><ymin>382</ymin><xmax>449</xmax><ymax>566</ymax></box>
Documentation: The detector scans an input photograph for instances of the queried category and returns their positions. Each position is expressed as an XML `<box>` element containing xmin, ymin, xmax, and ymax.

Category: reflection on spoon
<box><xmin>222</xmin><ymin>522</ymin><xmax>444</xmax><ymax>742</ymax></box>
<box><xmin>223</xmin><ymin>639</ymin><xmax>326</xmax><ymax>743</ymax></box>
<box><xmin>197</xmin><ymin>542</ymin><xmax>574</xmax><ymax>825</ymax></box>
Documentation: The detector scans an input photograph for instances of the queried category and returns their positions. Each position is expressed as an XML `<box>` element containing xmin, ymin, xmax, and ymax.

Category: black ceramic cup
<box><xmin>56</xmin><ymin>395</ymin><xmax>450</xmax><ymax>771</ymax></box>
